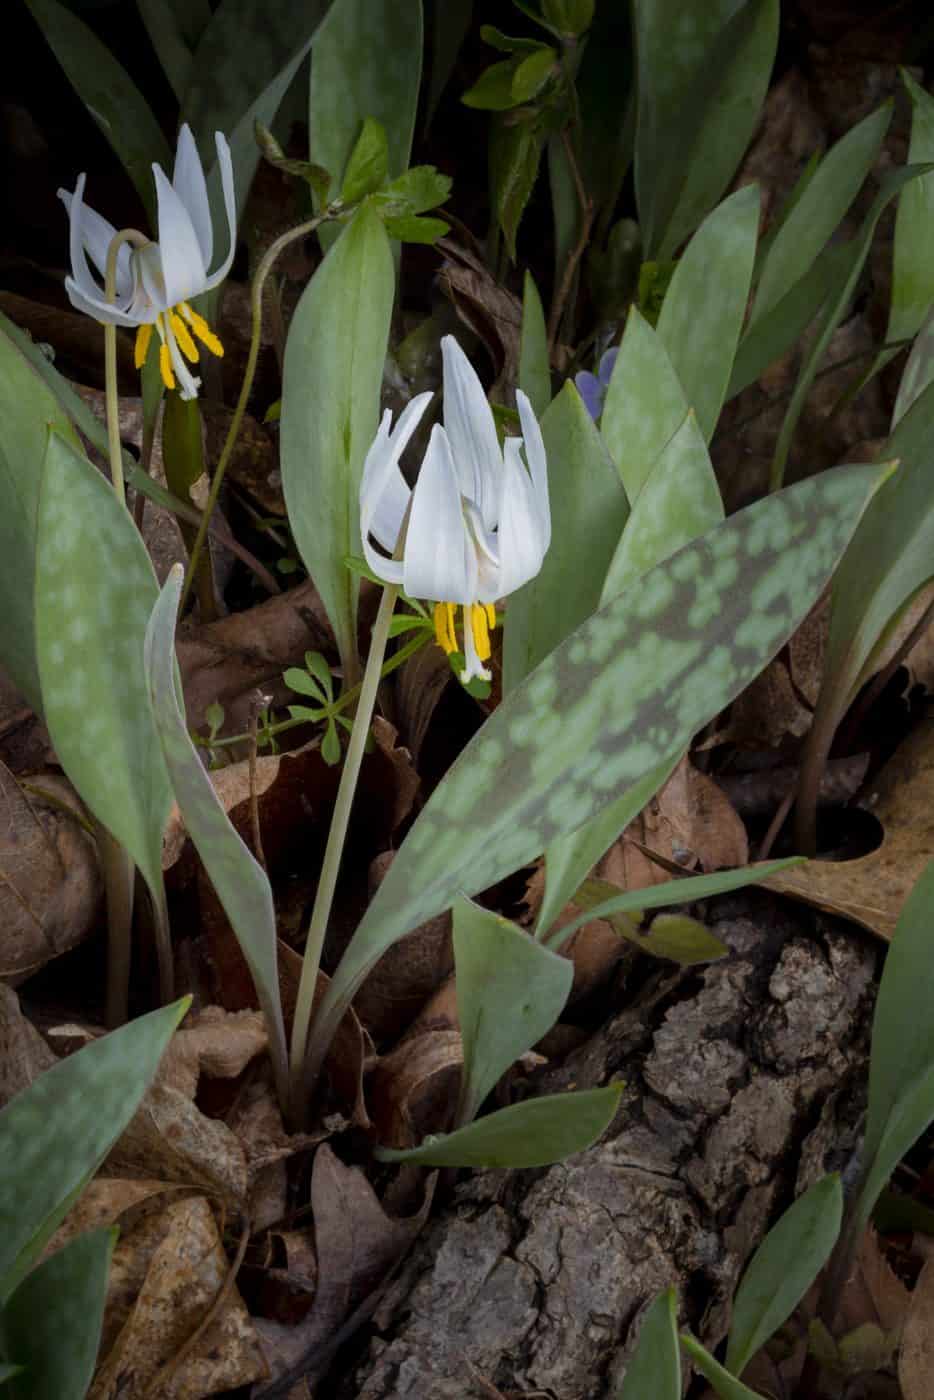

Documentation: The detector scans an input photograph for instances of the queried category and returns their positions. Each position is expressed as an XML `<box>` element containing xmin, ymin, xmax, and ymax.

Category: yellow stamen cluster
<box><xmin>134</xmin><ymin>301</ymin><xmax>224</xmax><ymax>389</ymax></box>
<box><xmin>433</xmin><ymin>602</ymin><xmax>497</xmax><ymax>661</ymax></box>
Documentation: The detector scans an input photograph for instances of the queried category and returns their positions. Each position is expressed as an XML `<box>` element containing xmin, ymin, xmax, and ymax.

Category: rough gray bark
<box><xmin>332</xmin><ymin>894</ymin><xmax>877</xmax><ymax>1399</ymax></box>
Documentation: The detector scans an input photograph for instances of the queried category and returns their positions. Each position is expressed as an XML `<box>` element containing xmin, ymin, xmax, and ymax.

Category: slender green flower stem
<box><xmin>288</xmin><ymin>583</ymin><xmax>398</xmax><ymax>1126</ymax></box>
<box><xmin>180</xmin><ymin>208</ymin><xmax>340</xmax><ymax>614</ymax></box>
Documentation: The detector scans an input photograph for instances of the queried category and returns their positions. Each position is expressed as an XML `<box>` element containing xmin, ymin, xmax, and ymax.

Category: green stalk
<box><xmin>288</xmin><ymin>583</ymin><xmax>398</xmax><ymax>1125</ymax></box>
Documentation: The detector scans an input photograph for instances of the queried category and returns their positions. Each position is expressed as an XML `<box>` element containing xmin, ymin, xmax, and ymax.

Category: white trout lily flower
<box><xmin>360</xmin><ymin>335</ymin><xmax>551</xmax><ymax>683</ymax></box>
<box><xmin>58</xmin><ymin>124</ymin><xmax>235</xmax><ymax>400</ymax></box>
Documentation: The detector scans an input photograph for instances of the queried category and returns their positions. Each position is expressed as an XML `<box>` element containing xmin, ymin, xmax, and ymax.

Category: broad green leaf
<box><xmin>280</xmin><ymin>205</ymin><xmax>394</xmax><ymax>679</ymax></box>
<box><xmin>0</xmin><ymin>999</ymin><xmax>187</xmax><ymax>1290</ymax></box>
<box><xmin>503</xmin><ymin>382</ymin><xmax>629</xmax><ymax>693</ymax></box>
<box><xmin>770</xmin><ymin>163</ymin><xmax>933</xmax><ymax>490</ymax></box>
<box><xmin>491</xmin><ymin>115</ymin><xmax>545</xmax><ymax>260</ymax></box>
<box><xmin>634</xmin><ymin>0</ymin><xmax>777</xmax><ymax>260</ymax></box>
<box><xmin>618</xmin><ymin>1289</ymin><xmax>681</xmax><ymax>1400</ymax></box>
<box><xmin>626</xmin><ymin>914</ymin><xmax>729</xmax><ymax>964</ymax></box>
<box><xmin>856</xmin><ymin>1061</ymin><xmax>934</xmax><ymax>1242</ymax></box>
<box><xmin>462</xmin><ymin>58</ymin><xmax>523</xmax><ymax>110</ymax></box>
<box><xmin>519</xmin><ymin>271</ymin><xmax>551</xmax><ymax>417</ymax></box>
<box><xmin>543</xmin><ymin>0</ymin><xmax>594</xmax><ymax>34</ymax></box>
<box><xmin>382</xmin><ymin>215</ymin><xmax>449</xmax><ymax>244</ymax></box>
<box><xmin>856</xmin><ymin>861</ymin><xmax>934</xmax><ymax>1237</ymax></box>
<box><xmin>511</xmin><ymin>46</ymin><xmax>557</xmax><ymax>103</ymax></box>
<box><xmin>341</xmin><ymin>117</ymin><xmax>389</xmax><ymax>203</ymax></box>
<box><xmin>552</xmin><ymin>859</ymin><xmax>802</xmax><ymax>950</ymax></box>
<box><xmin>0</xmin><ymin>325</ymin><xmax>82</xmax><ymax>714</ymax></box>
<box><xmin>377</xmin><ymin>166</ymin><xmax>452</xmax><ymax>215</ymax></box>
<box><xmin>375</xmin><ymin>1085</ymin><xmax>623</xmax><ymax>1167</ymax></box>
<box><xmin>726</xmin><ymin>1175</ymin><xmax>843</xmax><ymax>1377</ymax></box>
<box><xmin>656</xmin><ymin>184</ymin><xmax>759</xmax><ymax>442</ymax></box>
<box><xmin>601</xmin><ymin>307</ymin><xmax>690</xmax><ymax>500</ymax></box>
<box><xmin>601</xmin><ymin>412</ymin><xmax>723</xmax><ymax>602</ymax></box>
<box><xmin>453</xmin><ymin>896</ymin><xmax>573</xmax><ymax>1125</ymax></box>
<box><xmin>887</xmin><ymin>72</ymin><xmax>934</xmax><ymax>348</ymax></box>
<box><xmin>426</xmin><ymin>0</ymin><xmax>473</xmax><ymax>125</ymax></box>
<box><xmin>35</xmin><ymin>433</ymin><xmax>172</xmax><ymax>909</ymax></box>
<box><xmin>680</xmin><ymin>1336</ymin><xmax>767</xmax><ymax>1400</ymax></box>
<box><xmin>893</xmin><ymin>303</ymin><xmax>934</xmax><ymax>427</ymax></box>
<box><xmin>312</xmin><ymin>464</ymin><xmax>884</xmax><ymax>1053</ymax></box>
<box><xmin>24</xmin><ymin>0</ymin><xmax>171</xmax><ymax>223</ymax></box>
<box><xmin>3</xmin><ymin>1229</ymin><xmax>115</xmax><ymax>1400</ymax></box>
<box><xmin>137</xmin><ymin>0</ymin><xmax>194</xmax><ymax>100</ymax></box>
<box><xmin>145</xmin><ymin>569</ymin><xmax>289</xmax><ymax>1112</ymax></box>
<box><xmin>750</xmin><ymin>104</ymin><xmax>891</xmax><ymax>326</ymax></box>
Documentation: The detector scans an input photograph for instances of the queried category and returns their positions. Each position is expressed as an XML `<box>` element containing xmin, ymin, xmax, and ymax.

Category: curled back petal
<box><xmin>516</xmin><ymin>388</ymin><xmax>551</xmax><ymax>551</ymax></box>
<box><xmin>360</xmin><ymin>391</ymin><xmax>432</xmax><ymax>553</ymax></box>
<box><xmin>58</xmin><ymin>187</ymin><xmax>134</xmax><ymax>299</ymax></box>
<box><xmin>172</xmin><ymin>123</ymin><xmax>213</xmax><ymax>268</ymax></box>
<box><xmin>489</xmin><ymin>437</ymin><xmax>549</xmax><ymax>599</ymax></box>
<box><xmin>202</xmin><ymin>132</ymin><xmax>237</xmax><ymax>292</ymax></box>
<box><xmin>153</xmin><ymin>162</ymin><xmax>207</xmax><ymax>307</ymax></box>
<box><xmin>441</xmin><ymin>335</ymin><xmax>503</xmax><ymax>530</ymax></box>
<box><xmin>62</xmin><ymin>278</ymin><xmax>146</xmax><ymax>327</ymax></box>
<box><xmin>404</xmin><ymin>425</ymin><xmax>478</xmax><ymax>605</ymax></box>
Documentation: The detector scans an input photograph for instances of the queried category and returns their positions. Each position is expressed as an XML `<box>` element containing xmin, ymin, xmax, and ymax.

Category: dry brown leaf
<box><xmin>90</xmin><ymin>1195</ymin><xmax>267</xmax><ymax>1400</ymax></box>
<box><xmin>368</xmin><ymin>1029</ymin><xmax>463</xmax><ymax>1150</ymax></box>
<box><xmin>393</xmin><ymin>639</ymin><xmax>455</xmax><ymax>764</ymax></box>
<box><xmin>0</xmin><ymin>766</ymin><xmax>101</xmax><ymax>983</ymax></box>
<box><xmin>763</xmin><ymin>716</ymin><xmax>934</xmax><ymax>940</ymax></box>
<box><xmin>46</xmin><ymin>1179</ymin><xmax>181</xmax><ymax>1268</ymax></box>
<box><xmin>0</xmin><ymin>981</ymin><xmax>57</xmax><ymax>1107</ymax></box>
<box><xmin>108</xmin><ymin>1080</ymin><xmax>249</xmax><ymax>1203</ymax></box>
<box><xmin>436</xmin><ymin>237</ymin><xmax>522</xmax><ymax>395</ymax></box>
<box><xmin>900</xmin><ymin>1254</ymin><xmax>934</xmax><ymax>1399</ymax></box>
<box><xmin>277</xmin><ymin>942</ymin><xmax>371</xmax><ymax>1129</ymax></box>
<box><xmin>159</xmin><ymin>1005</ymin><xmax>269</xmax><ymax>1097</ymax></box>
<box><xmin>227</xmin><ymin>1075</ymin><xmax>324</xmax><ymax>1233</ymax></box>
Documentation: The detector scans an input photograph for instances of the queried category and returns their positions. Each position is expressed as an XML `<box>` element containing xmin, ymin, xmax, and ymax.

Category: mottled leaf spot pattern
<box><xmin>34</xmin><ymin>432</ymin><xmax>172</xmax><ymax>899</ymax></box>
<box><xmin>322</xmin><ymin>465</ymin><xmax>884</xmax><ymax>1014</ymax></box>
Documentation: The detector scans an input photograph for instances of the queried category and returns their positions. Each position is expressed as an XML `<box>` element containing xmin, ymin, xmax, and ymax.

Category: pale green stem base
<box><xmin>288</xmin><ymin>583</ymin><xmax>398</xmax><ymax>1126</ymax></box>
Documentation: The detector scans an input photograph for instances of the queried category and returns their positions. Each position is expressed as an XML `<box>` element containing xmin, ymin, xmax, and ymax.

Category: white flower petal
<box><xmin>172</xmin><ymin>123</ymin><xmax>213</xmax><ymax>267</ymax></box>
<box><xmin>58</xmin><ymin>186</ymin><xmax>133</xmax><ymax>297</ymax></box>
<box><xmin>360</xmin><ymin>391</ymin><xmax>432</xmax><ymax>552</ymax></box>
<box><xmin>403</xmin><ymin>425</ymin><xmax>477</xmax><ymax>604</ymax></box>
<box><xmin>516</xmin><ymin>388</ymin><xmax>551</xmax><ymax>551</ymax></box>
<box><xmin>461</xmin><ymin>620</ymin><xmax>492</xmax><ymax>684</ymax></box>
<box><xmin>62</xmin><ymin>276</ymin><xmax>143</xmax><ymax>327</ymax></box>
<box><xmin>441</xmin><ymin>336</ymin><xmax>502</xmax><ymax>529</ymax></box>
<box><xmin>489</xmin><ymin>437</ymin><xmax>548</xmax><ymax>598</ymax></box>
<box><xmin>202</xmin><ymin>131</ymin><xmax>237</xmax><ymax>292</ymax></box>
<box><xmin>153</xmin><ymin>161</ymin><xmax>207</xmax><ymax>306</ymax></box>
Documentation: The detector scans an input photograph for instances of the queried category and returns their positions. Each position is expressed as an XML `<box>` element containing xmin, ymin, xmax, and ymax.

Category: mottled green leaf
<box><xmin>0</xmin><ymin>325</ymin><xmax>82</xmax><ymax>715</ymax></box>
<box><xmin>24</xmin><ymin>0</ymin><xmax>170</xmax><ymax>223</ymax></box>
<box><xmin>656</xmin><ymin>184</ymin><xmax>759</xmax><ymax>441</ymax></box>
<box><xmin>601</xmin><ymin>306</ymin><xmax>690</xmax><ymax>500</ymax></box>
<box><xmin>519</xmin><ymin>271</ymin><xmax>551</xmax><ymax>417</ymax></box>
<box><xmin>727</xmin><ymin>1175</ymin><xmax>842</xmax><ymax>1378</ymax></box>
<box><xmin>750</xmin><ymin>104</ymin><xmax>891</xmax><ymax>326</ymax></box>
<box><xmin>280</xmin><ymin>205</ymin><xmax>394</xmax><ymax>679</ymax></box>
<box><xmin>503</xmin><ymin>382</ymin><xmax>629</xmax><ymax>693</ymax></box>
<box><xmin>0</xmin><ymin>1000</ymin><xmax>187</xmax><ymax>1291</ymax></box>
<box><xmin>680</xmin><ymin>1336</ymin><xmax>767</xmax><ymax>1400</ymax></box>
<box><xmin>137</xmin><ymin>0</ymin><xmax>194</xmax><ymax>101</ymax></box>
<box><xmin>618</xmin><ymin>1289</ymin><xmax>681</xmax><ymax>1400</ymax></box>
<box><xmin>35</xmin><ymin>433</ymin><xmax>172</xmax><ymax>910</ymax></box>
<box><xmin>376</xmin><ymin>1085</ymin><xmax>623</xmax><ymax>1168</ymax></box>
<box><xmin>491</xmin><ymin>115</ymin><xmax>545</xmax><ymax>260</ymax></box>
<box><xmin>341</xmin><ymin>117</ymin><xmax>389</xmax><ymax>203</ymax></box>
<box><xmin>312</xmin><ymin>465</ymin><xmax>884</xmax><ymax>1052</ymax></box>
<box><xmin>3</xmin><ymin>1229</ymin><xmax>115</xmax><ymax>1400</ymax></box>
<box><xmin>145</xmin><ymin>569</ymin><xmax>289</xmax><ymax>1111</ymax></box>
<box><xmin>453</xmin><ymin>896</ymin><xmax>573</xmax><ymax>1125</ymax></box>
<box><xmin>888</xmin><ymin>71</ymin><xmax>934</xmax><ymax>348</ymax></box>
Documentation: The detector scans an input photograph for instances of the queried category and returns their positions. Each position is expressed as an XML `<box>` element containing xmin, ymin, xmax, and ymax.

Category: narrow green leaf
<box><xmin>618</xmin><ymin>1289</ymin><xmax>681</xmax><ymax>1400</ymax></box>
<box><xmin>601</xmin><ymin>306</ymin><xmax>690</xmax><ymax>501</ymax></box>
<box><xmin>0</xmin><ymin>999</ymin><xmax>188</xmax><ymax>1290</ymax></box>
<box><xmin>24</xmin><ymin>0</ymin><xmax>171</xmax><ymax>222</ymax></box>
<box><xmin>35</xmin><ymin>433</ymin><xmax>172</xmax><ymax>911</ymax></box>
<box><xmin>0</xmin><ymin>324</ymin><xmax>82</xmax><ymax>714</ymax></box>
<box><xmin>727</xmin><ymin>1175</ymin><xmax>843</xmax><ymax>1378</ymax></box>
<box><xmin>137</xmin><ymin>0</ymin><xmax>194</xmax><ymax>101</ymax></box>
<box><xmin>314</xmin><ymin>464</ymin><xmax>885</xmax><ymax>1047</ymax></box>
<box><xmin>750</xmin><ymin>104</ymin><xmax>891</xmax><ymax>326</ymax></box>
<box><xmin>519</xmin><ymin>271</ymin><xmax>551</xmax><ymax>417</ymax></box>
<box><xmin>656</xmin><ymin>184</ymin><xmax>759</xmax><ymax>441</ymax></box>
<box><xmin>4</xmin><ymin>1229</ymin><xmax>115</xmax><ymax>1400</ymax></box>
<box><xmin>888</xmin><ymin>71</ymin><xmax>934</xmax><ymax>348</ymax></box>
<box><xmin>375</xmin><ymin>1085</ymin><xmax>623</xmax><ymax>1167</ymax></box>
<box><xmin>145</xmin><ymin>569</ymin><xmax>289</xmax><ymax>1111</ymax></box>
<box><xmin>491</xmin><ymin>115</ymin><xmax>545</xmax><ymax>259</ymax></box>
<box><xmin>856</xmin><ymin>1060</ymin><xmax>934</xmax><ymax>1242</ymax></box>
<box><xmin>462</xmin><ymin>58</ymin><xmax>523</xmax><ymax>110</ymax></box>
<box><xmin>893</xmin><ymin>304</ymin><xmax>934</xmax><ymax>427</ymax></box>
<box><xmin>341</xmin><ymin>117</ymin><xmax>390</xmax><ymax>203</ymax></box>
<box><xmin>453</xmin><ymin>896</ymin><xmax>573</xmax><ymax>1125</ymax></box>
<box><xmin>503</xmin><ymin>382</ymin><xmax>629</xmax><ymax>693</ymax></box>
<box><xmin>680</xmin><ymin>1335</ymin><xmax>767</xmax><ymax>1400</ymax></box>
<box><xmin>280</xmin><ymin>205</ymin><xmax>395</xmax><ymax>679</ymax></box>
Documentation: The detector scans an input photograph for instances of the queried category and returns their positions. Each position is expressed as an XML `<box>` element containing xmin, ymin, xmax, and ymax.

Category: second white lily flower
<box><xmin>360</xmin><ymin>336</ymin><xmax>551</xmax><ymax>682</ymax></box>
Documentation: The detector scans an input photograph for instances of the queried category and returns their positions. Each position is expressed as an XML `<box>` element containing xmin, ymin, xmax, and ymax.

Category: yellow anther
<box><xmin>170</xmin><ymin>310</ymin><xmax>199</xmax><ymax>363</ymax></box>
<box><xmin>433</xmin><ymin>602</ymin><xmax>458</xmax><ymax>655</ymax></box>
<box><xmin>159</xmin><ymin>342</ymin><xmax>175</xmax><ymax>391</ymax></box>
<box><xmin>469</xmin><ymin>603</ymin><xmax>492</xmax><ymax>662</ymax></box>
<box><xmin>180</xmin><ymin>302</ymin><xmax>224</xmax><ymax>358</ymax></box>
<box><xmin>485</xmin><ymin>604</ymin><xmax>496</xmax><ymax>629</ymax></box>
<box><xmin>134</xmin><ymin>322</ymin><xmax>153</xmax><ymax>370</ymax></box>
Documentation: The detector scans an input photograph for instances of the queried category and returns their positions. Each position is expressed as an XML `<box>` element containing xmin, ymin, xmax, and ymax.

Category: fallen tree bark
<box><xmin>331</xmin><ymin>892</ymin><xmax>877</xmax><ymax>1399</ymax></box>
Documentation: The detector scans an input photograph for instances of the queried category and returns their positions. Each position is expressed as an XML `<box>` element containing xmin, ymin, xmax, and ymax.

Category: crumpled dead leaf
<box><xmin>437</xmin><ymin>236</ymin><xmax>522</xmax><ymax>397</ymax></box>
<box><xmin>900</xmin><ymin>1252</ymin><xmax>934</xmax><ymax>1399</ymax></box>
<box><xmin>0</xmin><ymin>981</ymin><xmax>57</xmax><ymax>1107</ymax></box>
<box><xmin>0</xmin><ymin>765</ymin><xmax>101</xmax><ymax>984</ymax></box>
<box><xmin>367</xmin><ymin>1029</ymin><xmax>463</xmax><ymax>1150</ymax></box>
<box><xmin>764</xmin><ymin>716</ymin><xmax>934</xmax><ymax>940</ymax></box>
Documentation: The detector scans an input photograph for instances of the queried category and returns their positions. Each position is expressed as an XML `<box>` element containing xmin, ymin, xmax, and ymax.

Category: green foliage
<box><xmin>375</xmin><ymin>1085</ymin><xmax>623</xmax><ymax>1168</ymax></box>
<box><xmin>280</xmin><ymin>204</ymin><xmax>395</xmax><ymax>681</ymax></box>
<box><xmin>679</xmin><ymin>1336</ymin><xmax>767</xmax><ymax>1400</ymax></box>
<box><xmin>601</xmin><ymin>307</ymin><xmax>692</xmax><ymax>502</ymax></box>
<box><xmin>617</xmin><ymin>1289</ymin><xmax>681</xmax><ymax>1400</ymax></box>
<box><xmin>341</xmin><ymin>117</ymin><xmax>390</xmax><ymax>203</ymax></box>
<box><xmin>888</xmin><ymin>71</ymin><xmax>934</xmax><ymax>349</ymax></box>
<box><xmin>452</xmin><ymin>896</ymin><xmax>573</xmax><ymax>1126</ymax></box>
<box><xmin>284</xmin><ymin>649</ymin><xmax>347</xmax><ymax>765</ymax></box>
<box><xmin>490</xmin><ymin>112</ymin><xmax>546</xmax><ymax>260</ymax></box>
<box><xmin>518</xmin><ymin>271</ymin><xmax>551</xmax><ymax>416</ymax></box>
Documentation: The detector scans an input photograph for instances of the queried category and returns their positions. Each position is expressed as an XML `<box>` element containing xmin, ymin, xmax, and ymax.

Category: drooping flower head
<box><xmin>58</xmin><ymin>124</ymin><xmax>235</xmax><ymax>400</ymax></box>
<box><xmin>575</xmin><ymin>345</ymin><xmax>618</xmax><ymax>422</ymax></box>
<box><xmin>360</xmin><ymin>336</ymin><xmax>551</xmax><ymax>682</ymax></box>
